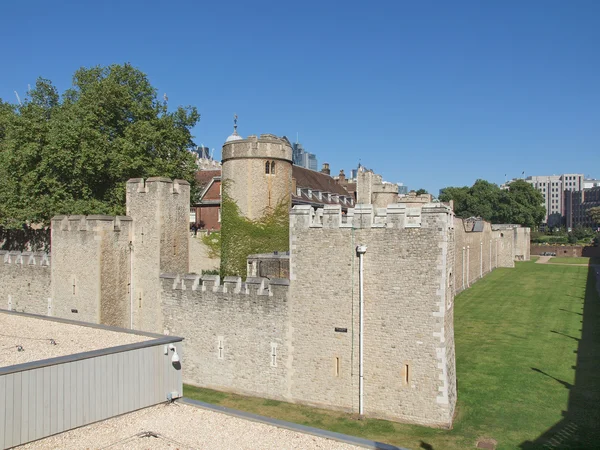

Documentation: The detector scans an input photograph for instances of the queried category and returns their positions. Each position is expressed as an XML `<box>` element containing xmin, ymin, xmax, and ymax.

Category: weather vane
<box><xmin>233</xmin><ymin>113</ymin><xmax>238</xmax><ymax>135</ymax></box>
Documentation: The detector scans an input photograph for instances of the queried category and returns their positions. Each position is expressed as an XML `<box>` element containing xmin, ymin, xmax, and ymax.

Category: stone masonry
<box><xmin>0</xmin><ymin>177</ymin><xmax>527</xmax><ymax>428</ymax></box>
<box><xmin>126</xmin><ymin>178</ymin><xmax>190</xmax><ymax>332</ymax></box>
<box><xmin>0</xmin><ymin>251</ymin><xmax>50</xmax><ymax>315</ymax></box>
<box><xmin>161</xmin><ymin>202</ymin><xmax>459</xmax><ymax>427</ymax></box>
<box><xmin>222</xmin><ymin>134</ymin><xmax>293</xmax><ymax>220</ymax></box>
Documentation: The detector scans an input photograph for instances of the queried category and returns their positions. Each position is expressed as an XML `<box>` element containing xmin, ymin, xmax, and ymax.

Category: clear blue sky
<box><xmin>1</xmin><ymin>0</ymin><xmax>598</xmax><ymax>194</ymax></box>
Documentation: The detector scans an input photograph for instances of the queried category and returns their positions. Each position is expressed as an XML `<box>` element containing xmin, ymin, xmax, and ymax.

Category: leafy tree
<box><xmin>0</xmin><ymin>64</ymin><xmax>200</xmax><ymax>249</ymax></box>
<box><xmin>500</xmin><ymin>179</ymin><xmax>546</xmax><ymax>228</ymax></box>
<box><xmin>439</xmin><ymin>186</ymin><xmax>469</xmax><ymax>214</ymax></box>
<box><xmin>415</xmin><ymin>188</ymin><xmax>428</xmax><ymax>195</ymax></box>
<box><xmin>439</xmin><ymin>179</ymin><xmax>545</xmax><ymax>228</ymax></box>
<box><xmin>588</xmin><ymin>207</ymin><xmax>600</xmax><ymax>225</ymax></box>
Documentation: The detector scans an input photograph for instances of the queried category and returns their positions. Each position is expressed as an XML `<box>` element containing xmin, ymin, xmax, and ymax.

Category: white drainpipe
<box><xmin>356</xmin><ymin>245</ymin><xmax>367</xmax><ymax>416</ymax></box>
<box><xmin>129</xmin><ymin>241</ymin><xmax>134</xmax><ymax>329</ymax></box>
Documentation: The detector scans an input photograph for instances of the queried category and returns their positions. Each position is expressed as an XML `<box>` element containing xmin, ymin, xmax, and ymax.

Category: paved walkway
<box><xmin>535</xmin><ymin>256</ymin><xmax>593</xmax><ymax>267</ymax></box>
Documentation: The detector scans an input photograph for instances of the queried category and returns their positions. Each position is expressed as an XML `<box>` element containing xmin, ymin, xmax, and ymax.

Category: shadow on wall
<box><xmin>520</xmin><ymin>262</ymin><xmax>600</xmax><ymax>448</ymax></box>
<box><xmin>0</xmin><ymin>227</ymin><xmax>50</xmax><ymax>252</ymax></box>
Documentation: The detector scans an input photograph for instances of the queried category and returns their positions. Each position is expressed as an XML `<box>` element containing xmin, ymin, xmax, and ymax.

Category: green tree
<box><xmin>0</xmin><ymin>64</ymin><xmax>200</xmax><ymax>249</ymax></box>
<box><xmin>415</xmin><ymin>188</ymin><xmax>428</xmax><ymax>195</ymax></box>
<box><xmin>501</xmin><ymin>179</ymin><xmax>545</xmax><ymax>228</ymax></box>
<box><xmin>439</xmin><ymin>179</ymin><xmax>544</xmax><ymax>228</ymax></box>
<box><xmin>588</xmin><ymin>207</ymin><xmax>600</xmax><ymax>225</ymax></box>
<box><xmin>439</xmin><ymin>186</ymin><xmax>470</xmax><ymax>214</ymax></box>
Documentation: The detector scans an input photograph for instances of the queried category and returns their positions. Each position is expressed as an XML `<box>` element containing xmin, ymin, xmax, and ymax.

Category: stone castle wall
<box><xmin>50</xmin><ymin>215</ymin><xmax>132</xmax><ymax>327</ymax></box>
<box><xmin>161</xmin><ymin>274</ymin><xmax>290</xmax><ymax>399</ymax></box>
<box><xmin>126</xmin><ymin>178</ymin><xmax>190</xmax><ymax>332</ymax></box>
<box><xmin>356</xmin><ymin>170</ymin><xmax>399</xmax><ymax>208</ymax></box>
<box><xmin>453</xmin><ymin>218</ymin><xmax>515</xmax><ymax>294</ymax></box>
<box><xmin>161</xmin><ymin>202</ymin><xmax>457</xmax><ymax>427</ymax></box>
<box><xmin>289</xmin><ymin>203</ymin><xmax>456</xmax><ymax>426</ymax></box>
<box><xmin>0</xmin><ymin>175</ymin><xmax>531</xmax><ymax>428</ymax></box>
<box><xmin>222</xmin><ymin>135</ymin><xmax>293</xmax><ymax>220</ymax></box>
<box><xmin>0</xmin><ymin>251</ymin><xmax>51</xmax><ymax>315</ymax></box>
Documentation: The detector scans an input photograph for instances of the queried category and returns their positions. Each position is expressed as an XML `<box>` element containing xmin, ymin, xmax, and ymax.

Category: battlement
<box><xmin>0</xmin><ymin>251</ymin><xmax>50</xmax><ymax>266</ymax></box>
<box><xmin>51</xmin><ymin>215</ymin><xmax>132</xmax><ymax>232</ymax></box>
<box><xmin>160</xmin><ymin>273</ymin><xmax>289</xmax><ymax>297</ymax></box>
<box><xmin>126</xmin><ymin>177</ymin><xmax>190</xmax><ymax>195</ymax></box>
<box><xmin>222</xmin><ymin>134</ymin><xmax>293</xmax><ymax>163</ymax></box>
<box><xmin>290</xmin><ymin>203</ymin><xmax>453</xmax><ymax>229</ymax></box>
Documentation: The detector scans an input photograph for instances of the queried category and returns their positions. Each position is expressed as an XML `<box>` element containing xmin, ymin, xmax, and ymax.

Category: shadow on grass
<box><xmin>520</xmin><ymin>263</ymin><xmax>600</xmax><ymax>448</ymax></box>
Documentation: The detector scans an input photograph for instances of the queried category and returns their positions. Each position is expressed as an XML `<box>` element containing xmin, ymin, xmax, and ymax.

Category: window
<box><xmin>271</xmin><ymin>343</ymin><xmax>277</xmax><ymax>367</ymax></box>
<box><xmin>265</xmin><ymin>161</ymin><xmax>270</xmax><ymax>174</ymax></box>
<box><xmin>271</xmin><ymin>161</ymin><xmax>276</xmax><ymax>174</ymax></box>
<box><xmin>217</xmin><ymin>337</ymin><xmax>224</xmax><ymax>360</ymax></box>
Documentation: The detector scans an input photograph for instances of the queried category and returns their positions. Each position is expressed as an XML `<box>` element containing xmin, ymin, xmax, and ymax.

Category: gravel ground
<box><xmin>20</xmin><ymin>402</ymin><xmax>362</xmax><ymax>450</ymax></box>
<box><xmin>0</xmin><ymin>313</ymin><xmax>151</xmax><ymax>368</ymax></box>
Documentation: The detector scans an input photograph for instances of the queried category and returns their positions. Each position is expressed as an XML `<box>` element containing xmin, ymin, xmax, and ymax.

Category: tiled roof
<box><xmin>292</xmin><ymin>166</ymin><xmax>349</xmax><ymax>196</ymax></box>
<box><xmin>195</xmin><ymin>170</ymin><xmax>221</xmax><ymax>188</ymax></box>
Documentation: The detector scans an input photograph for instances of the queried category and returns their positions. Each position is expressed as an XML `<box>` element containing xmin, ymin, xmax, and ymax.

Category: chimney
<box><xmin>321</xmin><ymin>163</ymin><xmax>330</xmax><ymax>176</ymax></box>
<box><xmin>338</xmin><ymin>169</ymin><xmax>346</xmax><ymax>183</ymax></box>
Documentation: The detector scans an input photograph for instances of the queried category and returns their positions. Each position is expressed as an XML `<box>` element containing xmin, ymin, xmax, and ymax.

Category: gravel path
<box><xmin>0</xmin><ymin>313</ymin><xmax>150</xmax><ymax>368</ymax></box>
<box><xmin>20</xmin><ymin>402</ymin><xmax>362</xmax><ymax>450</ymax></box>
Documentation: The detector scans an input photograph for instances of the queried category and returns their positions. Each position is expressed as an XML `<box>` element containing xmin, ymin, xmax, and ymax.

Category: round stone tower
<box><xmin>222</xmin><ymin>133</ymin><xmax>293</xmax><ymax>220</ymax></box>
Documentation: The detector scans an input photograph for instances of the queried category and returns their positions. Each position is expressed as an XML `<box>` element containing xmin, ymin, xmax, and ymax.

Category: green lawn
<box><xmin>548</xmin><ymin>256</ymin><xmax>600</xmax><ymax>265</ymax></box>
<box><xmin>184</xmin><ymin>260</ymin><xmax>600</xmax><ymax>449</ymax></box>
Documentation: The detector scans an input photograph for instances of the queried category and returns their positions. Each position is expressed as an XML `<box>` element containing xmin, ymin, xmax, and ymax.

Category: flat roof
<box><xmin>0</xmin><ymin>311</ymin><xmax>154</xmax><ymax>369</ymax></box>
<box><xmin>22</xmin><ymin>402</ymin><xmax>363</xmax><ymax>450</ymax></box>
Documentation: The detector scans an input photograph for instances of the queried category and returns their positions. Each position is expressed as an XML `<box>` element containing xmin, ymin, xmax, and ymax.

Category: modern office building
<box><xmin>565</xmin><ymin>186</ymin><xmax>600</xmax><ymax>230</ymax></box>
<box><xmin>523</xmin><ymin>174</ymin><xmax>584</xmax><ymax>226</ymax></box>
<box><xmin>292</xmin><ymin>142</ymin><xmax>318</xmax><ymax>171</ymax></box>
<box><xmin>584</xmin><ymin>178</ymin><xmax>600</xmax><ymax>189</ymax></box>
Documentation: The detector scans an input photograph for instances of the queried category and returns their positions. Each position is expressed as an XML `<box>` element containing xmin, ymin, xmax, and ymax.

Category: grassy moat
<box><xmin>184</xmin><ymin>259</ymin><xmax>600</xmax><ymax>449</ymax></box>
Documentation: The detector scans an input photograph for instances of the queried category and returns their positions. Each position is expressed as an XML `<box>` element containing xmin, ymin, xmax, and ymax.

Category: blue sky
<box><xmin>1</xmin><ymin>0</ymin><xmax>598</xmax><ymax>194</ymax></box>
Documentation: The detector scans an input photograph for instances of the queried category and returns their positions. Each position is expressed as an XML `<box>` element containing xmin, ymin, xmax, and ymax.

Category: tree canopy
<box><xmin>439</xmin><ymin>179</ymin><xmax>545</xmax><ymax>228</ymax></box>
<box><xmin>588</xmin><ymin>207</ymin><xmax>600</xmax><ymax>225</ymax></box>
<box><xmin>0</xmin><ymin>64</ymin><xmax>200</xmax><ymax>237</ymax></box>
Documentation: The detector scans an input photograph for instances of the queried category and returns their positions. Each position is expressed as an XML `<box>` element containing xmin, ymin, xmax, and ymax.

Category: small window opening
<box><xmin>271</xmin><ymin>161</ymin><xmax>276</xmax><ymax>174</ymax></box>
<box><xmin>271</xmin><ymin>343</ymin><xmax>277</xmax><ymax>367</ymax></box>
<box><xmin>402</xmin><ymin>363</ymin><xmax>410</xmax><ymax>386</ymax></box>
<box><xmin>218</xmin><ymin>337</ymin><xmax>224</xmax><ymax>360</ymax></box>
<box><xmin>265</xmin><ymin>161</ymin><xmax>270</xmax><ymax>174</ymax></box>
<box><xmin>335</xmin><ymin>357</ymin><xmax>340</xmax><ymax>377</ymax></box>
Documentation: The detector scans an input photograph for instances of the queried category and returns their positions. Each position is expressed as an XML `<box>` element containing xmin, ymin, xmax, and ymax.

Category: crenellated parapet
<box><xmin>51</xmin><ymin>215</ymin><xmax>133</xmax><ymax>232</ymax></box>
<box><xmin>290</xmin><ymin>203</ymin><xmax>453</xmax><ymax>230</ymax></box>
<box><xmin>160</xmin><ymin>273</ymin><xmax>289</xmax><ymax>298</ymax></box>
<box><xmin>0</xmin><ymin>251</ymin><xmax>50</xmax><ymax>266</ymax></box>
<box><xmin>126</xmin><ymin>177</ymin><xmax>190</xmax><ymax>196</ymax></box>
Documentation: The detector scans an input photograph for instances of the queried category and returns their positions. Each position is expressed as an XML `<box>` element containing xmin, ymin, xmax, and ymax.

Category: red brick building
<box><xmin>192</xmin><ymin>170</ymin><xmax>221</xmax><ymax>231</ymax></box>
<box><xmin>191</xmin><ymin>164</ymin><xmax>355</xmax><ymax>231</ymax></box>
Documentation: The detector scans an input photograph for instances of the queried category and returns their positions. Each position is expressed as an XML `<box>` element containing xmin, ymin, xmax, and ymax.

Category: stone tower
<box><xmin>126</xmin><ymin>177</ymin><xmax>190</xmax><ymax>332</ymax></box>
<box><xmin>222</xmin><ymin>134</ymin><xmax>293</xmax><ymax>220</ymax></box>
